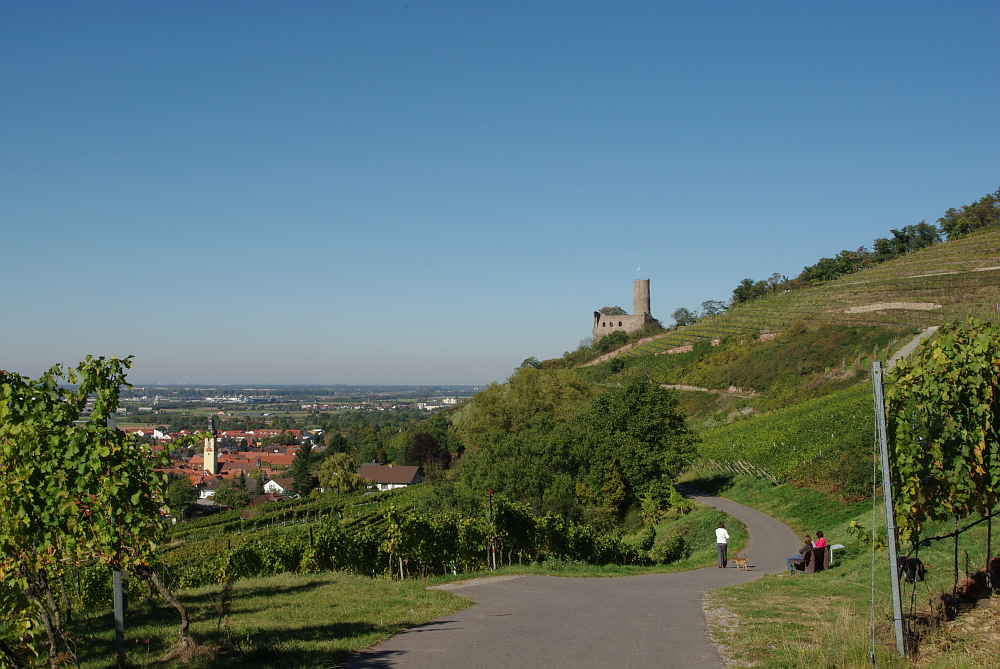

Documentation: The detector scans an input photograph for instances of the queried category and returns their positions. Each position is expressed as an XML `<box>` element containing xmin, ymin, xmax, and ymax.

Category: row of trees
<box><xmin>728</xmin><ymin>187</ymin><xmax>999</xmax><ymax>307</ymax></box>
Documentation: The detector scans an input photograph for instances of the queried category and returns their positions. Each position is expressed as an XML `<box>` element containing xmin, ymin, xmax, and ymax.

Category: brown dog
<box><xmin>732</xmin><ymin>554</ymin><xmax>748</xmax><ymax>571</ymax></box>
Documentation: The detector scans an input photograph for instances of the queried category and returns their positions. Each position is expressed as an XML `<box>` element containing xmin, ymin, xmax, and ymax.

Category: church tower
<box><xmin>204</xmin><ymin>416</ymin><xmax>218</xmax><ymax>476</ymax></box>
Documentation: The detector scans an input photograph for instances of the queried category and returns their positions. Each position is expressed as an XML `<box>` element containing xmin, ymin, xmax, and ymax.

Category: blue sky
<box><xmin>3</xmin><ymin>1</ymin><xmax>998</xmax><ymax>385</ymax></box>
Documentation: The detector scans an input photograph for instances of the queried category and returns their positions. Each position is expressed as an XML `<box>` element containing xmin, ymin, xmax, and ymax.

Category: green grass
<box><xmin>68</xmin><ymin>500</ymin><xmax>747</xmax><ymax>668</ymax></box>
<box><xmin>686</xmin><ymin>472</ymin><xmax>1000</xmax><ymax>668</ymax></box>
<box><xmin>70</xmin><ymin>572</ymin><xmax>471</xmax><ymax>669</ymax></box>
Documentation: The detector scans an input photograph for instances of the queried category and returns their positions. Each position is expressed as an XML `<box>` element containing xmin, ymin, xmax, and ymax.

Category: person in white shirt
<box><xmin>716</xmin><ymin>522</ymin><xmax>730</xmax><ymax>568</ymax></box>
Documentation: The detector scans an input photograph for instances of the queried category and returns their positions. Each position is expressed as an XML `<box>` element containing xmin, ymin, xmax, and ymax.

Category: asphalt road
<box><xmin>345</xmin><ymin>489</ymin><xmax>799</xmax><ymax>669</ymax></box>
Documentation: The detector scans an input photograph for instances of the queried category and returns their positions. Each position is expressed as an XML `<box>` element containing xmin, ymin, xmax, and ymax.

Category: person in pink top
<box><xmin>814</xmin><ymin>530</ymin><xmax>827</xmax><ymax>548</ymax></box>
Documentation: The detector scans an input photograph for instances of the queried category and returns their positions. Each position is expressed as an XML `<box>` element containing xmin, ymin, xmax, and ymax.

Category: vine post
<box><xmin>873</xmin><ymin>361</ymin><xmax>905</xmax><ymax>656</ymax></box>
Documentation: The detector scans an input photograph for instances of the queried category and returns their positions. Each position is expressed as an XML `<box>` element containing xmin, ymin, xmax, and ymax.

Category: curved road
<box><xmin>346</xmin><ymin>488</ymin><xmax>798</xmax><ymax>669</ymax></box>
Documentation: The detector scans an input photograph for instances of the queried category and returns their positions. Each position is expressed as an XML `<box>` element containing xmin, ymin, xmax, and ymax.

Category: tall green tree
<box><xmin>164</xmin><ymin>476</ymin><xmax>198</xmax><ymax>516</ymax></box>
<box><xmin>290</xmin><ymin>442</ymin><xmax>318</xmax><ymax>496</ymax></box>
<box><xmin>213</xmin><ymin>480</ymin><xmax>252</xmax><ymax>509</ymax></box>
<box><xmin>573</xmin><ymin>379</ymin><xmax>697</xmax><ymax>503</ymax></box>
<box><xmin>317</xmin><ymin>452</ymin><xmax>368</xmax><ymax>493</ymax></box>
<box><xmin>671</xmin><ymin>307</ymin><xmax>697</xmax><ymax>327</ymax></box>
<box><xmin>456</xmin><ymin>367</ymin><xmax>597</xmax><ymax>452</ymax></box>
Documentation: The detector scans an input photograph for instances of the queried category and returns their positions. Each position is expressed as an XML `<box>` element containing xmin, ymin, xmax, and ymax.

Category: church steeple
<box><xmin>204</xmin><ymin>416</ymin><xmax>218</xmax><ymax>476</ymax></box>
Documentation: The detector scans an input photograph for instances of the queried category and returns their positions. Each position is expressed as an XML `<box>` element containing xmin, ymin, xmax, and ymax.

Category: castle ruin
<box><xmin>593</xmin><ymin>279</ymin><xmax>658</xmax><ymax>342</ymax></box>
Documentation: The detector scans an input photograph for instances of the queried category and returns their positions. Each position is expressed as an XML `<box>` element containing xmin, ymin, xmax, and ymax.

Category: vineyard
<box><xmin>158</xmin><ymin>490</ymin><xmax>708</xmax><ymax>590</ymax></box>
<box><xmin>694</xmin><ymin>382</ymin><xmax>875</xmax><ymax>501</ymax></box>
<box><xmin>622</xmin><ymin>229</ymin><xmax>1000</xmax><ymax>359</ymax></box>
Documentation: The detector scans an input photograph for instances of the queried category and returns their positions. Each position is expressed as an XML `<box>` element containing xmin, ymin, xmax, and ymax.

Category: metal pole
<box><xmin>872</xmin><ymin>361</ymin><xmax>906</xmax><ymax>656</ymax></box>
<box><xmin>112</xmin><ymin>570</ymin><xmax>125</xmax><ymax>661</ymax></box>
<box><xmin>488</xmin><ymin>490</ymin><xmax>495</xmax><ymax>571</ymax></box>
<box><xmin>107</xmin><ymin>413</ymin><xmax>127</xmax><ymax>664</ymax></box>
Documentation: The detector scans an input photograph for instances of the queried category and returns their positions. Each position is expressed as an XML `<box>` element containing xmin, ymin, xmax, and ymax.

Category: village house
<box><xmin>357</xmin><ymin>464</ymin><xmax>422</xmax><ymax>491</ymax></box>
<box><xmin>263</xmin><ymin>477</ymin><xmax>295</xmax><ymax>496</ymax></box>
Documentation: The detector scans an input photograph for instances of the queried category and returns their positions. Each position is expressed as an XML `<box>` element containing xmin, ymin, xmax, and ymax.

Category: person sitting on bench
<box><xmin>787</xmin><ymin>535</ymin><xmax>812</xmax><ymax>572</ymax></box>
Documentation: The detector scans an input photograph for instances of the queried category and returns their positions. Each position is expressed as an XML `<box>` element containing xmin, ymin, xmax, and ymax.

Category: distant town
<box><xmin>108</xmin><ymin>384</ymin><xmax>478</xmax><ymax>515</ymax></box>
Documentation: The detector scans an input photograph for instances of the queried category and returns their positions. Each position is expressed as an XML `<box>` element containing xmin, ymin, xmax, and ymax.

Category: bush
<box><xmin>650</xmin><ymin>532</ymin><xmax>688</xmax><ymax>564</ymax></box>
<box><xmin>594</xmin><ymin>330</ymin><xmax>629</xmax><ymax>353</ymax></box>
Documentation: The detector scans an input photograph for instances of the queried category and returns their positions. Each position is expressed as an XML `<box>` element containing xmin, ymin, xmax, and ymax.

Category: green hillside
<box><xmin>694</xmin><ymin>382</ymin><xmax>874</xmax><ymax>501</ymax></box>
<box><xmin>626</xmin><ymin>229</ymin><xmax>1000</xmax><ymax>357</ymax></box>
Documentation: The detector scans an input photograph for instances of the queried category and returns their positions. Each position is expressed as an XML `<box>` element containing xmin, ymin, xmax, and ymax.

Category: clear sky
<box><xmin>3</xmin><ymin>1</ymin><xmax>998</xmax><ymax>385</ymax></box>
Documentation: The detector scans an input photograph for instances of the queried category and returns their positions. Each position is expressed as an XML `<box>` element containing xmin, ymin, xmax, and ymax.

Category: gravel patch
<box><xmin>427</xmin><ymin>575</ymin><xmax>527</xmax><ymax>591</ymax></box>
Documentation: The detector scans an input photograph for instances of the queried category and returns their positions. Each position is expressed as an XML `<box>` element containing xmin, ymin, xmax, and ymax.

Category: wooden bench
<box><xmin>789</xmin><ymin>546</ymin><xmax>830</xmax><ymax>573</ymax></box>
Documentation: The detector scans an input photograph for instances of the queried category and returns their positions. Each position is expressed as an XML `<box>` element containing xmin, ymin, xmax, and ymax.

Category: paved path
<box><xmin>887</xmin><ymin>326</ymin><xmax>938</xmax><ymax>370</ymax></box>
<box><xmin>345</xmin><ymin>489</ymin><xmax>799</xmax><ymax>669</ymax></box>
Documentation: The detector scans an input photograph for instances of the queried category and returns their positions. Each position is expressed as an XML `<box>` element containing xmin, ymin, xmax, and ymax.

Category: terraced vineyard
<box><xmin>694</xmin><ymin>382</ymin><xmax>875</xmax><ymax>499</ymax></box>
<box><xmin>626</xmin><ymin>229</ymin><xmax>1000</xmax><ymax>358</ymax></box>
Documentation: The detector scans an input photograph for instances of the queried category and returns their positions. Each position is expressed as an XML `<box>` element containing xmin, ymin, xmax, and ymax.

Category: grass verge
<box><xmin>70</xmin><ymin>572</ymin><xmax>471</xmax><ymax>669</ymax></box>
<box><xmin>683</xmin><ymin>470</ymin><xmax>1000</xmax><ymax>668</ymax></box>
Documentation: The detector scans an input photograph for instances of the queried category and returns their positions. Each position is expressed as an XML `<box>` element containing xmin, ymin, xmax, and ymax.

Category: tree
<box><xmin>456</xmin><ymin>367</ymin><xmax>597</xmax><ymax>452</ymax></box>
<box><xmin>599</xmin><ymin>306</ymin><xmax>628</xmax><ymax>316</ymax></box>
<box><xmin>405</xmin><ymin>432</ymin><xmax>452</xmax><ymax>469</ymax></box>
<box><xmin>730</xmin><ymin>278</ymin><xmax>769</xmax><ymax>305</ymax></box>
<box><xmin>671</xmin><ymin>307</ymin><xmax>698</xmax><ymax>327</ymax></box>
<box><xmin>213</xmin><ymin>480</ymin><xmax>252</xmax><ymax>509</ymax></box>
<box><xmin>520</xmin><ymin>357</ymin><xmax>542</xmax><ymax>369</ymax></box>
<box><xmin>262</xmin><ymin>432</ymin><xmax>297</xmax><ymax>446</ymax></box>
<box><xmin>700</xmin><ymin>300</ymin><xmax>727</xmax><ymax>317</ymax></box>
<box><xmin>246</xmin><ymin>470</ymin><xmax>264</xmax><ymax>497</ymax></box>
<box><xmin>573</xmin><ymin>379</ymin><xmax>698</xmax><ymax>504</ymax></box>
<box><xmin>937</xmin><ymin>187</ymin><xmax>1000</xmax><ymax>239</ymax></box>
<box><xmin>593</xmin><ymin>330</ymin><xmax>628</xmax><ymax>353</ymax></box>
<box><xmin>325</xmin><ymin>430</ymin><xmax>348</xmax><ymax>452</ymax></box>
<box><xmin>164</xmin><ymin>477</ymin><xmax>198</xmax><ymax>516</ymax></box>
<box><xmin>0</xmin><ymin>357</ymin><xmax>197</xmax><ymax>667</ymax></box>
<box><xmin>317</xmin><ymin>452</ymin><xmax>369</xmax><ymax>493</ymax></box>
<box><xmin>290</xmin><ymin>442</ymin><xmax>318</xmax><ymax>496</ymax></box>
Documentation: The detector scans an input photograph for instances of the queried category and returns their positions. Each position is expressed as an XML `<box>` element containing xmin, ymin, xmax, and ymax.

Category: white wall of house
<box><xmin>264</xmin><ymin>480</ymin><xmax>291</xmax><ymax>495</ymax></box>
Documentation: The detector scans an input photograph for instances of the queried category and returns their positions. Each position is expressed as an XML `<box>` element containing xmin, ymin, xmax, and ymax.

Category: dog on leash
<box><xmin>732</xmin><ymin>553</ymin><xmax>748</xmax><ymax>571</ymax></box>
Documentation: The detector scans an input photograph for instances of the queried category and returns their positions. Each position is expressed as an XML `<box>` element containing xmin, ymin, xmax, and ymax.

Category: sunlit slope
<box><xmin>629</xmin><ymin>230</ymin><xmax>1000</xmax><ymax>356</ymax></box>
<box><xmin>695</xmin><ymin>383</ymin><xmax>872</xmax><ymax>485</ymax></box>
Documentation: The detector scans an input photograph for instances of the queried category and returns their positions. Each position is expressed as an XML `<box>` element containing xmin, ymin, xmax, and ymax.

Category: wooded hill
<box><xmin>565</xmin><ymin>222</ymin><xmax>1000</xmax><ymax>505</ymax></box>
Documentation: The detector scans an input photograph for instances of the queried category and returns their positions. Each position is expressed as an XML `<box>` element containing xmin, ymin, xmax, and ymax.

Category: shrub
<box><xmin>650</xmin><ymin>532</ymin><xmax>688</xmax><ymax>564</ymax></box>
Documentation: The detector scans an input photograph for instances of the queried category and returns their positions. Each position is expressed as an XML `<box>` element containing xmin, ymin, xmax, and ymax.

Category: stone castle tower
<box><xmin>593</xmin><ymin>279</ymin><xmax>658</xmax><ymax>342</ymax></box>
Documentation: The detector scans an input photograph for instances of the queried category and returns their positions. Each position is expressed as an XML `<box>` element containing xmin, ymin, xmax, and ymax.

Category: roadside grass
<box><xmin>70</xmin><ymin>572</ymin><xmax>471</xmax><ymax>669</ymax></box>
<box><xmin>686</xmin><ymin>471</ymin><xmax>1000</xmax><ymax>668</ymax></box>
